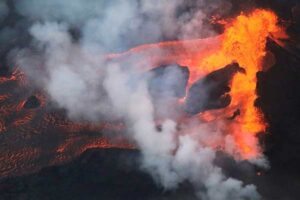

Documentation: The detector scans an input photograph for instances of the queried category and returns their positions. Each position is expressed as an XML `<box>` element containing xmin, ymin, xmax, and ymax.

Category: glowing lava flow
<box><xmin>105</xmin><ymin>36</ymin><xmax>222</xmax><ymax>83</ymax></box>
<box><xmin>0</xmin><ymin>9</ymin><xmax>286</xmax><ymax>179</ymax></box>
<box><xmin>107</xmin><ymin>9</ymin><xmax>286</xmax><ymax>160</ymax></box>
<box><xmin>198</xmin><ymin>9</ymin><xmax>286</xmax><ymax>159</ymax></box>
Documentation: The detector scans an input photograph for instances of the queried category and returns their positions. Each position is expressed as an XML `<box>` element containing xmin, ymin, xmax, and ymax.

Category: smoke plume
<box><xmin>10</xmin><ymin>0</ymin><xmax>262</xmax><ymax>199</ymax></box>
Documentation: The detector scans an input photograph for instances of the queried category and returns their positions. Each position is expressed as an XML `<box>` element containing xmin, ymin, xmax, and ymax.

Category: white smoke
<box><xmin>102</xmin><ymin>58</ymin><xmax>260</xmax><ymax>200</ymax></box>
<box><xmin>12</xmin><ymin>0</ymin><xmax>262</xmax><ymax>199</ymax></box>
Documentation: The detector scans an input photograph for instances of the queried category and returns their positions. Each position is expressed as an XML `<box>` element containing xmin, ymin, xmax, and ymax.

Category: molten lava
<box><xmin>0</xmin><ymin>8</ymin><xmax>286</xmax><ymax>178</ymax></box>
<box><xmin>107</xmin><ymin>9</ymin><xmax>286</xmax><ymax>160</ymax></box>
<box><xmin>198</xmin><ymin>9</ymin><xmax>286</xmax><ymax>159</ymax></box>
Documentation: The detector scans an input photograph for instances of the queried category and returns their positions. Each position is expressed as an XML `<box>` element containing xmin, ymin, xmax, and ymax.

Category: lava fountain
<box><xmin>0</xmin><ymin>8</ymin><xmax>287</xmax><ymax>179</ymax></box>
<box><xmin>197</xmin><ymin>9</ymin><xmax>286</xmax><ymax>159</ymax></box>
<box><xmin>106</xmin><ymin>9</ymin><xmax>286</xmax><ymax>160</ymax></box>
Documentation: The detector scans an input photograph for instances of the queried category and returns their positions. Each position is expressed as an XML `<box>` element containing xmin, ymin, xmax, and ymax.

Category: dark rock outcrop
<box><xmin>184</xmin><ymin>62</ymin><xmax>245</xmax><ymax>115</ymax></box>
<box><xmin>256</xmin><ymin>38</ymin><xmax>300</xmax><ymax>163</ymax></box>
<box><xmin>23</xmin><ymin>96</ymin><xmax>41</xmax><ymax>109</ymax></box>
<box><xmin>0</xmin><ymin>149</ymin><xmax>196</xmax><ymax>200</ymax></box>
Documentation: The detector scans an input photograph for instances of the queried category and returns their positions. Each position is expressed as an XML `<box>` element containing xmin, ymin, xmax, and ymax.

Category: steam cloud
<box><xmin>9</xmin><ymin>0</ymin><xmax>261</xmax><ymax>199</ymax></box>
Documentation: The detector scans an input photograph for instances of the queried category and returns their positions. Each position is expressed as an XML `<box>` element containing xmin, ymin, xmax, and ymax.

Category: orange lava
<box><xmin>0</xmin><ymin>73</ymin><xmax>129</xmax><ymax>178</ymax></box>
<box><xmin>198</xmin><ymin>9</ymin><xmax>285</xmax><ymax>159</ymax></box>
<box><xmin>107</xmin><ymin>9</ymin><xmax>286</xmax><ymax>160</ymax></box>
<box><xmin>0</xmin><ymin>9</ymin><xmax>287</xmax><ymax>179</ymax></box>
<box><xmin>105</xmin><ymin>36</ymin><xmax>222</xmax><ymax>84</ymax></box>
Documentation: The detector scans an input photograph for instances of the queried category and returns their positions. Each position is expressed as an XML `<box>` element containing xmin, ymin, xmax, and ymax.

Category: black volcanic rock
<box><xmin>1</xmin><ymin>148</ymin><xmax>300</xmax><ymax>200</ymax></box>
<box><xmin>0</xmin><ymin>148</ymin><xmax>196</xmax><ymax>200</ymax></box>
<box><xmin>184</xmin><ymin>62</ymin><xmax>245</xmax><ymax>115</ymax></box>
<box><xmin>0</xmin><ymin>65</ymin><xmax>10</xmax><ymax>77</ymax></box>
<box><xmin>256</xmin><ymin>38</ymin><xmax>300</xmax><ymax>163</ymax></box>
<box><xmin>23</xmin><ymin>96</ymin><xmax>41</xmax><ymax>109</ymax></box>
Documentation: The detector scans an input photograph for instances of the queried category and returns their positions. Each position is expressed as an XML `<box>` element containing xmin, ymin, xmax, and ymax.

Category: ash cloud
<box><xmin>10</xmin><ymin>0</ymin><xmax>261</xmax><ymax>199</ymax></box>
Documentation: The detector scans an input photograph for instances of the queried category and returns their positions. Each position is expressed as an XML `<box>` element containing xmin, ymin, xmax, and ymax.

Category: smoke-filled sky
<box><xmin>0</xmin><ymin>0</ymin><xmax>266</xmax><ymax>199</ymax></box>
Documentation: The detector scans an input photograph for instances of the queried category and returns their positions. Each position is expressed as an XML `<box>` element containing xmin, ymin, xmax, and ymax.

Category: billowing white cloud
<box><xmin>12</xmin><ymin>0</ymin><xmax>262</xmax><ymax>199</ymax></box>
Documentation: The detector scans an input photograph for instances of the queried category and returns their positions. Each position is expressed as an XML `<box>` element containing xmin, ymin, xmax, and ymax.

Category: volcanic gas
<box><xmin>106</xmin><ymin>9</ymin><xmax>286</xmax><ymax>160</ymax></box>
<box><xmin>0</xmin><ymin>6</ymin><xmax>288</xmax><ymax>199</ymax></box>
<box><xmin>1</xmin><ymin>0</ymin><xmax>300</xmax><ymax>199</ymax></box>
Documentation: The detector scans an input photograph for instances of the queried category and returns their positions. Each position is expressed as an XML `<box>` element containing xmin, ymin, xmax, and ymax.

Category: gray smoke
<box><xmin>11</xmin><ymin>0</ymin><xmax>261</xmax><ymax>199</ymax></box>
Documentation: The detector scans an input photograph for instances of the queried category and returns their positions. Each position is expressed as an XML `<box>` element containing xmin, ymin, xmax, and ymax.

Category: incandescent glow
<box><xmin>197</xmin><ymin>9</ymin><xmax>285</xmax><ymax>159</ymax></box>
<box><xmin>107</xmin><ymin>9</ymin><xmax>286</xmax><ymax>160</ymax></box>
<box><xmin>0</xmin><ymin>9</ymin><xmax>287</xmax><ymax>179</ymax></box>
